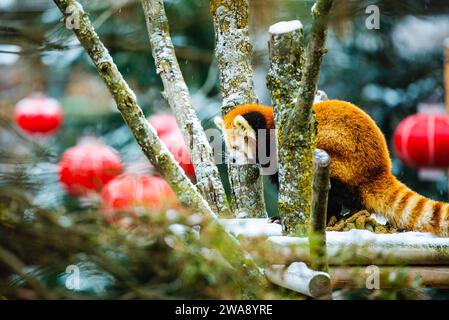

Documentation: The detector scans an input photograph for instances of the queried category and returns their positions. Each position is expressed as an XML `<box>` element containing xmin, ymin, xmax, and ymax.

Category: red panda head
<box><xmin>214</xmin><ymin>104</ymin><xmax>275</xmax><ymax>165</ymax></box>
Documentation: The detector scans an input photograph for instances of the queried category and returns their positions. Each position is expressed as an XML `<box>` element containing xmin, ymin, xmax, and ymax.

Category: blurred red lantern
<box><xmin>148</xmin><ymin>113</ymin><xmax>195</xmax><ymax>177</ymax></box>
<box><xmin>148</xmin><ymin>113</ymin><xmax>179</xmax><ymax>137</ymax></box>
<box><xmin>100</xmin><ymin>174</ymin><xmax>178</xmax><ymax>214</ymax></box>
<box><xmin>160</xmin><ymin>130</ymin><xmax>195</xmax><ymax>177</ymax></box>
<box><xmin>59</xmin><ymin>140</ymin><xmax>123</xmax><ymax>196</ymax></box>
<box><xmin>14</xmin><ymin>93</ymin><xmax>63</xmax><ymax>135</ymax></box>
<box><xmin>394</xmin><ymin>114</ymin><xmax>449</xmax><ymax>168</ymax></box>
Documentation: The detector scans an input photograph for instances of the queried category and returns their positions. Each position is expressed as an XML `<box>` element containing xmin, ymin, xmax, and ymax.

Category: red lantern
<box><xmin>14</xmin><ymin>93</ymin><xmax>63</xmax><ymax>135</ymax></box>
<box><xmin>100</xmin><ymin>174</ymin><xmax>178</xmax><ymax>214</ymax></box>
<box><xmin>59</xmin><ymin>140</ymin><xmax>123</xmax><ymax>196</ymax></box>
<box><xmin>148</xmin><ymin>113</ymin><xmax>195</xmax><ymax>177</ymax></box>
<box><xmin>393</xmin><ymin>114</ymin><xmax>449</xmax><ymax>168</ymax></box>
<box><xmin>160</xmin><ymin>130</ymin><xmax>195</xmax><ymax>177</ymax></box>
<box><xmin>148</xmin><ymin>113</ymin><xmax>179</xmax><ymax>137</ymax></box>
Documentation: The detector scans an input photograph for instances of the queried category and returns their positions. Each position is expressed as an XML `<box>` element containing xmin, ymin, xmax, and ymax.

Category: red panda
<box><xmin>214</xmin><ymin>100</ymin><xmax>449</xmax><ymax>236</ymax></box>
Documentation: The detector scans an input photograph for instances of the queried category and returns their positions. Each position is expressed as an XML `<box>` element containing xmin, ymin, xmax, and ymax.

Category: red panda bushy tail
<box><xmin>361</xmin><ymin>175</ymin><xmax>449</xmax><ymax>236</ymax></box>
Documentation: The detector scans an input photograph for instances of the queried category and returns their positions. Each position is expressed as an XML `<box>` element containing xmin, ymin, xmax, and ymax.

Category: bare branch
<box><xmin>53</xmin><ymin>0</ymin><xmax>212</xmax><ymax>217</ymax></box>
<box><xmin>210</xmin><ymin>0</ymin><xmax>266</xmax><ymax>218</ymax></box>
<box><xmin>140</xmin><ymin>0</ymin><xmax>231</xmax><ymax>217</ymax></box>
<box><xmin>291</xmin><ymin>0</ymin><xmax>334</xmax><ymax>128</ymax></box>
<box><xmin>52</xmin><ymin>0</ymin><xmax>268</xmax><ymax>294</ymax></box>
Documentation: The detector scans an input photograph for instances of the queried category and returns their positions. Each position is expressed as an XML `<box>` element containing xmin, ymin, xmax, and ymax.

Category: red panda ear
<box><xmin>214</xmin><ymin>117</ymin><xmax>224</xmax><ymax>131</ymax></box>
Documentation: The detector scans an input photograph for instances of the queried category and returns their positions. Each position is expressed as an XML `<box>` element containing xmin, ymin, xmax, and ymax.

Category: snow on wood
<box><xmin>269</xmin><ymin>229</ymin><xmax>449</xmax><ymax>265</ymax></box>
<box><xmin>219</xmin><ymin>218</ymin><xmax>282</xmax><ymax>238</ymax></box>
<box><xmin>268</xmin><ymin>20</ymin><xmax>303</xmax><ymax>35</ymax></box>
<box><xmin>265</xmin><ymin>262</ymin><xmax>331</xmax><ymax>299</ymax></box>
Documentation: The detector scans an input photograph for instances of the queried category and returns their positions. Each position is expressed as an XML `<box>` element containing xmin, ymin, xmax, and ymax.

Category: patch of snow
<box><xmin>269</xmin><ymin>20</ymin><xmax>303</xmax><ymax>35</ymax></box>
<box><xmin>220</xmin><ymin>218</ymin><xmax>283</xmax><ymax>237</ymax></box>
<box><xmin>269</xmin><ymin>229</ymin><xmax>449</xmax><ymax>248</ymax></box>
<box><xmin>371</xmin><ymin>213</ymin><xmax>387</xmax><ymax>225</ymax></box>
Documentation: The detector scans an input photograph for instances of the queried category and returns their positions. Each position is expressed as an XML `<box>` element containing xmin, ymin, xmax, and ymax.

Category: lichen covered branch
<box><xmin>267</xmin><ymin>20</ymin><xmax>309</xmax><ymax>235</ymax></box>
<box><xmin>53</xmin><ymin>0</ymin><xmax>212</xmax><ymax>217</ymax></box>
<box><xmin>209</xmin><ymin>0</ymin><xmax>266</xmax><ymax>218</ymax></box>
<box><xmin>140</xmin><ymin>0</ymin><xmax>231</xmax><ymax>217</ymax></box>
<box><xmin>291</xmin><ymin>0</ymin><xmax>334</xmax><ymax>128</ymax></box>
<box><xmin>52</xmin><ymin>0</ymin><xmax>268</xmax><ymax>293</ymax></box>
<box><xmin>309</xmin><ymin>149</ymin><xmax>330</xmax><ymax>273</ymax></box>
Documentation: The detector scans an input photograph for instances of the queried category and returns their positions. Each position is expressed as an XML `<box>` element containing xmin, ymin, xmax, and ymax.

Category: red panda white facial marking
<box><xmin>214</xmin><ymin>115</ymin><xmax>257</xmax><ymax>165</ymax></box>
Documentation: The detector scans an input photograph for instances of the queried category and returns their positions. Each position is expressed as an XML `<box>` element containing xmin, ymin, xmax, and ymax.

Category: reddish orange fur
<box><xmin>223</xmin><ymin>104</ymin><xmax>275</xmax><ymax>129</ymax></box>
<box><xmin>222</xmin><ymin>100</ymin><xmax>449</xmax><ymax>236</ymax></box>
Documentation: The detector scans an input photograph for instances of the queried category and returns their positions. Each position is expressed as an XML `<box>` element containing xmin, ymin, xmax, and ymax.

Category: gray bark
<box><xmin>140</xmin><ymin>0</ymin><xmax>232</xmax><ymax>217</ymax></box>
<box><xmin>209</xmin><ymin>0</ymin><xmax>266</xmax><ymax>218</ymax></box>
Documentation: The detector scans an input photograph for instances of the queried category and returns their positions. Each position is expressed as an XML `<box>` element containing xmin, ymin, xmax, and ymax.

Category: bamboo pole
<box><xmin>268</xmin><ymin>233</ymin><xmax>449</xmax><ymax>266</ymax></box>
<box><xmin>265</xmin><ymin>262</ymin><xmax>331</xmax><ymax>299</ymax></box>
<box><xmin>140</xmin><ymin>0</ymin><xmax>231</xmax><ymax>217</ymax></box>
<box><xmin>52</xmin><ymin>0</ymin><xmax>269</xmax><ymax>296</ymax></box>
<box><xmin>309</xmin><ymin>149</ymin><xmax>330</xmax><ymax>272</ymax></box>
<box><xmin>330</xmin><ymin>266</ymin><xmax>449</xmax><ymax>289</ymax></box>
<box><xmin>209</xmin><ymin>0</ymin><xmax>266</xmax><ymax>219</ymax></box>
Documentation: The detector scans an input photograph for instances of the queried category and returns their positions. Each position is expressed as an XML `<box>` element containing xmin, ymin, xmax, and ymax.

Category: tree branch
<box><xmin>140</xmin><ymin>0</ymin><xmax>231</xmax><ymax>217</ymax></box>
<box><xmin>309</xmin><ymin>149</ymin><xmax>330</xmax><ymax>273</ymax></box>
<box><xmin>291</xmin><ymin>0</ymin><xmax>334</xmax><ymax>128</ymax></box>
<box><xmin>52</xmin><ymin>0</ymin><xmax>268</xmax><ymax>296</ymax></box>
<box><xmin>209</xmin><ymin>0</ymin><xmax>266</xmax><ymax>218</ymax></box>
<box><xmin>53</xmin><ymin>0</ymin><xmax>212</xmax><ymax>217</ymax></box>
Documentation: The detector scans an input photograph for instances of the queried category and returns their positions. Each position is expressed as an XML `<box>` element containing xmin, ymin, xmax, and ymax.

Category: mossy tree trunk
<box><xmin>267</xmin><ymin>0</ymin><xmax>333</xmax><ymax>235</ymax></box>
<box><xmin>267</xmin><ymin>21</ymin><xmax>308</xmax><ymax>235</ymax></box>
<box><xmin>140</xmin><ymin>0</ymin><xmax>232</xmax><ymax>217</ymax></box>
<box><xmin>209</xmin><ymin>0</ymin><xmax>267</xmax><ymax>219</ymax></box>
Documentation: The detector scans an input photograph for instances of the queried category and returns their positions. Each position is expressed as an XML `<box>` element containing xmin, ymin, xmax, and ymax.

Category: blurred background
<box><xmin>1</xmin><ymin>0</ymin><xmax>449</xmax><ymax>211</ymax></box>
<box><xmin>1</xmin><ymin>0</ymin><xmax>449</xmax><ymax>299</ymax></box>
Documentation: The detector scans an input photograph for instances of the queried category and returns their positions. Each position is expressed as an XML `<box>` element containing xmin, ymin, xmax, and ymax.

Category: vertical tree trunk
<box><xmin>267</xmin><ymin>0</ymin><xmax>333</xmax><ymax>235</ymax></box>
<box><xmin>209</xmin><ymin>0</ymin><xmax>266</xmax><ymax>218</ymax></box>
<box><xmin>140</xmin><ymin>0</ymin><xmax>232</xmax><ymax>217</ymax></box>
<box><xmin>267</xmin><ymin>20</ymin><xmax>307</xmax><ymax>235</ymax></box>
<box><xmin>309</xmin><ymin>149</ymin><xmax>330</xmax><ymax>273</ymax></box>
